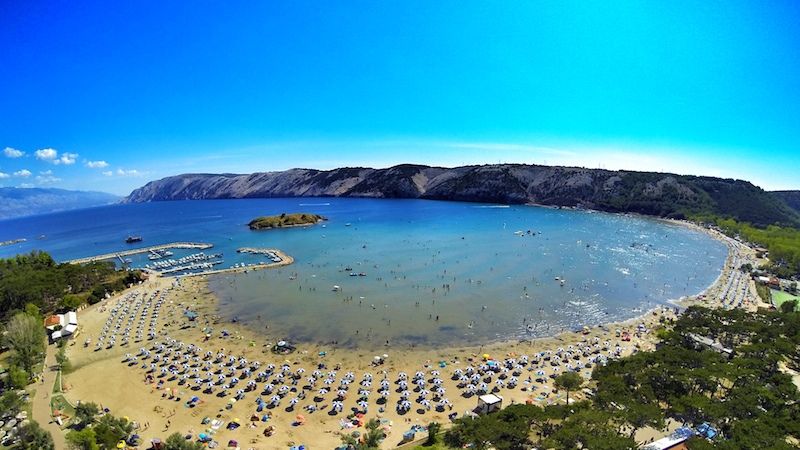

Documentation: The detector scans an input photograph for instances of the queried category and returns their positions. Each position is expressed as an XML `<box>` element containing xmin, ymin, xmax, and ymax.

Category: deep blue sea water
<box><xmin>0</xmin><ymin>198</ymin><xmax>727</xmax><ymax>348</ymax></box>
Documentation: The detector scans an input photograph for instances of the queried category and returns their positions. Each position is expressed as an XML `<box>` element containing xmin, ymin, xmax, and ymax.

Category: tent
<box><xmin>476</xmin><ymin>394</ymin><xmax>502</xmax><ymax>415</ymax></box>
<box><xmin>66</xmin><ymin>311</ymin><xmax>78</xmax><ymax>325</ymax></box>
<box><xmin>63</xmin><ymin>323</ymin><xmax>78</xmax><ymax>336</ymax></box>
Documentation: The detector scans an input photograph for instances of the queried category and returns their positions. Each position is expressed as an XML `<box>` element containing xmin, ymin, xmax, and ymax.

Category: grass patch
<box><xmin>52</xmin><ymin>370</ymin><xmax>62</xmax><ymax>394</ymax></box>
<box><xmin>50</xmin><ymin>393</ymin><xmax>76</xmax><ymax>421</ymax></box>
<box><xmin>772</xmin><ymin>289</ymin><xmax>800</xmax><ymax>311</ymax></box>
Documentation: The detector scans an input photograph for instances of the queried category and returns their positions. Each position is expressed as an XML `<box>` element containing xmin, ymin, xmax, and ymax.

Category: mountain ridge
<box><xmin>125</xmin><ymin>164</ymin><xmax>800</xmax><ymax>228</ymax></box>
<box><xmin>0</xmin><ymin>187</ymin><xmax>120</xmax><ymax>220</ymax></box>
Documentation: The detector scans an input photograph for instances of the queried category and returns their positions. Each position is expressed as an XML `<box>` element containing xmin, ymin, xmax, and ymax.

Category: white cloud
<box><xmin>86</xmin><ymin>160</ymin><xmax>109</xmax><ymax>169</ymax></box>
<box><xmin>35</xmin><ymin>148</ymin><xmax>58</xmax><ymax>161</ymax></box>
<box><xmin>3</xmin><ymin>147</ymin><xmax>24</xmax><ymax>158</ymax></box>
<box><xmin>116</xmin><ymin>168</ymin><xmax>142</xmax><ymax>177</ymax></box>
<box><xmin>0</xmin><ymin>172</ymin><xmax>9</xmax><ymax>179</ymax></box>
<box><xmin>34</xmin><ymin>148</ymin><xmax>79</xmax><ymax>165</ymax></box>
<box><xmin>58</xmin><ymin>152</ymin><xmax>78</xmax><ymax>165</ymax></box>
<box><xmin>19</xmin><ymin>183</ymin><xmax>34</xmax><ymax>188</ymax></box>
<box><xmin>39</xmin><ymin>169</ymin><xmax>53</xmax><ymax>175</ymax></box>
<box><xmin>13</xmin><ymin>169</ymin><xmax>32</xmax><ymax>178</ymax></box>
<box><xmin>102</xmin><ymin>170</ymin><xmax>113</xmax><ymax>176</ymax></box>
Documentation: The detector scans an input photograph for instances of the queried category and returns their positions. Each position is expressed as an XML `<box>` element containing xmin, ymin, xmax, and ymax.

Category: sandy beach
<box><xmin>56</xmin><ymin>223</ymin><xmax>759</xmax><ymax>450</ymax></box>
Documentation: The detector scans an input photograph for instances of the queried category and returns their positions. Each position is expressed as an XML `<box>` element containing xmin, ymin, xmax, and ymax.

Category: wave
<box><xmin>298</xmin><ymin>203</ymin><xmax>331</xmax><ymax>206</ymax></box>
<box><xmin>472</xmin><ymin>205</ymin><xmax>510</xmax><ymax>208</ymax></box>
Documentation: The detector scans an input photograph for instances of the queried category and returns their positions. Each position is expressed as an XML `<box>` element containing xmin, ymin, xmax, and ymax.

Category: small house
<box><xmin>46</xmin><ymin>311</ymin><xmax>78</xmax><ymax>341</ymax></box>
<box><xmin>476</xmin><ymin>394</ymin><xmax>502</xmax><ymax>415</ymax></box>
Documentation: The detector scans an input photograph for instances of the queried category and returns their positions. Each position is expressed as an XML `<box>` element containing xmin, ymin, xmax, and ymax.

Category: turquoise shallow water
<box><xmin>0</xmin><ymin>198</ymin><xmax>727</xmax><ymax>348</ymax></box>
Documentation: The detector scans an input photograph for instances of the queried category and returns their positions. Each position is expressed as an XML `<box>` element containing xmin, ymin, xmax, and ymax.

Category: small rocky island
<box><xmin>248</xmin><ymin>213</ymin><xmax>327</xmax><ymax>230</ymax></box>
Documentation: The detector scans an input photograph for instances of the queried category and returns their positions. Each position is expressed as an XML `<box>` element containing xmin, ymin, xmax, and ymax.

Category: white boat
<box><xmin>332</xmin><ymin>285</ymin><xmax>341</xmax><ymax>292</ymax></box>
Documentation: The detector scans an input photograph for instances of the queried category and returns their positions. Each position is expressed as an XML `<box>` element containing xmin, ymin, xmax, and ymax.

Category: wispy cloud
<box><xmin>447</xmin><ymin>142</ymin><xmax>577</xmax><ymax>157</ymax></box>
<box><xmin>13</xmin><ymin>169</ymin><xmax>32</xmax><ymax>178</ymax></box>
<box><xmin>36</xmin><ymin>172</ymin><xmax>61</xmax><ymax>184</ymax></box>
<box><xmin>86</xmin><ymin>160</ymin><xmax>109</xmax><ymax>169</ymax></box>
<box><xmin>116</xmin><ymin>168</ymin><xmax>143</xmax><ymax>177</ymax></box>
<box><xmin>102</xmin><ymin>170</ymin><xmax>113</xmax><ymax>176</ymax></box>
<box><xmin>3</xmin><ymin>147</ymin><xmax>25</xmax><ymax>158</ymax></box>
<box><xmin>0</xmin><ymin>171</ymin><xmax>9</xmax><ymax>179</ymax></box>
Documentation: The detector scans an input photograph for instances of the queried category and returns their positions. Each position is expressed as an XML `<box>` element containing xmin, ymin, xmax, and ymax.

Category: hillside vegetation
<box><xmin>125</xmin><ymin>164</ymin><xmax>800</xmax><ymax>228</ymax></box>
<box><xmin>773</xmin><ymin>190</ymin><xmax>800</xmax><ymax>214</ymax></box>
<box><xmin>247</xmin><ymin>213</ymin><xmax>326</xmax><ymax>230</ymax></box>
<box><xmin>439</xmin><ymin>306</ymin><xmax>800</xmax><ymax>450</ymax></box>
<box><xmin>707</xmin><ymin>218</ymin><xmax>800</xmax><ymax>276</ymax></box>
<box><xmin>0</xmin><ymin>251</ymin><xmax>144</xmax><ymax>316</ymax></box>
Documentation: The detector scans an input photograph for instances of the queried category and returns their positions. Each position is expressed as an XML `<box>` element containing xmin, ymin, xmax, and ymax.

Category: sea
<box><xmin>0</xmin><ymin>198</ymin><xmax>727</xmax><ymax>348</ymax></box>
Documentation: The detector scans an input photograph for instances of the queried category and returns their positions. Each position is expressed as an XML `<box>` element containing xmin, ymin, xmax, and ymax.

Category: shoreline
<box><xmin>55</xmin><ymin>215</ymin><xmax>757</xmax><ymax>449</ymax></box>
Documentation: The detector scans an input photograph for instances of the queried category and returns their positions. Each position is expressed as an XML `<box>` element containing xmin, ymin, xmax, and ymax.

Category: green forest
<box><xmin>0</xmin><ymin>251</ymin><xmax>144</xmax><ymax>316</ymax></box>
<box><xmin>708</xmin><ymin>218</ymin><xmax>800</xmax><ymax>276</ymax></box>
<box><xmin>420</xmin><ymin>306</ymin><xmax>800</xmax><ymax>450</ymax></box>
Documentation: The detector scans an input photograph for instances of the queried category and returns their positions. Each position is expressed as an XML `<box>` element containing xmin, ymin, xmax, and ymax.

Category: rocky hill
<box><xmin>125</xmin><ymin>164</ymin><xmax>800</xmax><ymax>227</ymax></box>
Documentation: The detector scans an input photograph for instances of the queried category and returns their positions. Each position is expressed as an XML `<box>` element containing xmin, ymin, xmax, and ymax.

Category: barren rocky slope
<box><xmin>125</xmin><ymin>164</ymin><xmax>800</xmax><ymax>227</ymax></box>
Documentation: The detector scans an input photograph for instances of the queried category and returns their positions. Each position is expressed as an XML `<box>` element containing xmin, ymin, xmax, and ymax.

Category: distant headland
<box><xmin>123</xmin><ymin>163</ymin><xmax>800</xmax><ymax>228</ymax></box>
<box><xmin>248</xmin><ymin>213</ymin><xmax>326</xmax><ymax>230</ymax></box>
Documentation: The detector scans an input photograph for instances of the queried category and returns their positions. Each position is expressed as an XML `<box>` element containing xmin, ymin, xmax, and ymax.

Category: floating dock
<box><xmin>65</xmin><ymin>242</ymin><xmax>214</xmax><ymax>265</ymax></box>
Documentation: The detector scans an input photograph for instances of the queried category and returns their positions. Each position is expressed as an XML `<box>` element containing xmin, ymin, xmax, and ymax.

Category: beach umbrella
<box><xmin>318</xmin><ymin>388</ymin><xmax>329</xmax><ymax>396</ymax></box>
<box><xmin>357</xmin><ymin>400</ymin><xmax>369</xmax><ymax>411</ymax></box>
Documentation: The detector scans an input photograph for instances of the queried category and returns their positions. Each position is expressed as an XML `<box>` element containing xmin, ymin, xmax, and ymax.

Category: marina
<box><xmin>64</xmin><ymin>242</ymin><xmax>213</xmax><ymax>265</ymax></box>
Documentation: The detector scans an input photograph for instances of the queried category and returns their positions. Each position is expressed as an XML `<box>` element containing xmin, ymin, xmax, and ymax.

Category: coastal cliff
<box><xmin>125</xmin><ymin>164</ymin><xmax>800</xmax><ymax>227</ymax></box>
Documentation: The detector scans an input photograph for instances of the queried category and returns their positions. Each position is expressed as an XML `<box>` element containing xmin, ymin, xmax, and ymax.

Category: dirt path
<box><xmin>29</xmin><ymin>344</ymin><xmax>66</xmax><ymax>450</ymax></box>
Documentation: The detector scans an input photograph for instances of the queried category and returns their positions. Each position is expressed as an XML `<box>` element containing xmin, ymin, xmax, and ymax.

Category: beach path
<box><xmin>30</xmin><ymin>343</ymin><xmax>66</xmax><ymax>450</ymax></box>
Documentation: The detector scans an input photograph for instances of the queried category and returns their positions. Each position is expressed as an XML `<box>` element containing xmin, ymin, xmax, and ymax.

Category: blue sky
<box><xmin>1</xmin><ymin>1</ymin><xmax>798</xmax><ymax>195</ymax></box>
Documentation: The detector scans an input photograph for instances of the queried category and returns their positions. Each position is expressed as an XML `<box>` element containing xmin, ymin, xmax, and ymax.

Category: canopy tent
<box><xmin>477</xmin><ymin>394</ymin><xmax>502</xmax><ymax>415</ymax></box>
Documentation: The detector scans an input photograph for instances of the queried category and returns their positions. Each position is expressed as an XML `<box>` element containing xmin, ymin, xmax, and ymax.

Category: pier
<box><xmin>65</xmin><ymin>242</ymin><xmax>214</xmax><ymax>265</ymax></box>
